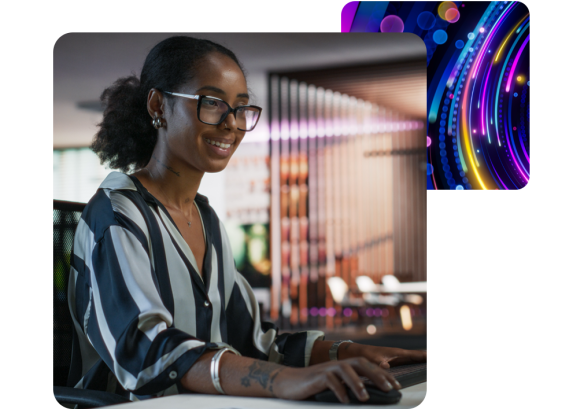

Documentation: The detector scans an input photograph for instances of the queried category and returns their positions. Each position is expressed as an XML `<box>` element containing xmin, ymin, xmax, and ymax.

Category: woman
<box><xmin>68</xmin><ymin>35</ymin><xmax>426</xmax><ymax>404</ymax></box>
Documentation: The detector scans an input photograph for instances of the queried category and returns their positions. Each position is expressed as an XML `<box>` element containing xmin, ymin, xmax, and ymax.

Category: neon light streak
<box><xmin>481</xmin><ymin>63</ymin><xmax>493</xmax><ymax>137</ymax></box>
<box><xmin>487</xmin><ymin>152</ymin><xmax>508</xmax><ymax>190</ymax></box>
<box><xmin>468</xmin><ymin>73</ymin><xmax>481</xmax><ymax>167</ymax></box>
<box><xmin>503</xmin><ymin>94</ymin><xmax>529</xmax><ymax>183</ymax></box>
<box><xmin>461</xmin><ymin>74</ymin><xmax>488</xmax><ymax>190</ymax></box>
<box><xmin>494</xmin><ymin>23</ymin><xmax>530</xmax><ymax>147</ymax></box>
<box><xmin>472</xmin><ymin>1</ymin><xmax>515</xmax><ymax>79</ymax></box>
<box><xmin>495</xmin><ymin>13</ymin><xmax>529</xmax><ymax>62</ymax></box>
<box><xmin>506</xmin><ymin>85</ymin><xmax>530</xmax><ymax>180</ymax></box>
<box><xmin>506</xmin><ymin>34</ymin><xmax>529</xmax><ymax>92</ymax></box>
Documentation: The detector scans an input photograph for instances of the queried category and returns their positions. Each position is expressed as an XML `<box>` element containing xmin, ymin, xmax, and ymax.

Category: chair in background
<box><xmin>355</xmin><ymin>276</ymin><xmax>400</xmax><ymax>306</ymax></box>
<box><xmin>53</xmin><ymin>199</ymin><xmax>130</xmax><ymax>408</ymax></box>
<box><xmin>381</xmin><ymin>275</ymin><xmax>426</xmax><ymax>305</ymax></box>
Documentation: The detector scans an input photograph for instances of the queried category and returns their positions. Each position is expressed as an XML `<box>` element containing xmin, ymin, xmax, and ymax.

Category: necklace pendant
<box><xmin>187</xmin><ymin>222</ymin><xmax>191</xmax><ymax>227</ymax></box>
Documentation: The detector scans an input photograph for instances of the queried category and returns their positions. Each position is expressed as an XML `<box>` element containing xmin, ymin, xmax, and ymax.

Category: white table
<box><xmin>113</xmin><ymin>382</ymin><xmax>426</xmax><ymax>409</ymax></box>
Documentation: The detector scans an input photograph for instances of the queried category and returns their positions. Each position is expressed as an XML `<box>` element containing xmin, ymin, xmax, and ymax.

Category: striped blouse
<box><xmin>67</xmin><ymin>171</ymin><xmax>324</xmax><ymax>400</ymax></box>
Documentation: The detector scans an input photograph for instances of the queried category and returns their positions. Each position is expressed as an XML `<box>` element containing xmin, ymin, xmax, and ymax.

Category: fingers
<box><xmin>349</xmin><ymin>357</ymin><xmax>400</xmax><ymax>392</ymax></box>
<box><xmin>335</xmin><ymin>362</ymin><xmax>370</xmax><ymax>402</ymax></box>
<box><xmin>325</xmin><ymin>372</ymin><xmax>350</xmax><ymax>404</ymax></box>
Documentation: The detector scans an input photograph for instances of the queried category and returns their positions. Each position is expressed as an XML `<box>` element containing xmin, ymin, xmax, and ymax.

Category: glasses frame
<box><xmin>163</xmin><ymin>91</ymin><xmax>262</xmax><ymax>131</ymax></box>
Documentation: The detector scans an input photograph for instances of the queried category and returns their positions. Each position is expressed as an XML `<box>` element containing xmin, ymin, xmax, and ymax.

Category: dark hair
<box><xmin>91</xmin><ymin>36</ymin><xmax>244</xmax><ymax>172</ymax></box>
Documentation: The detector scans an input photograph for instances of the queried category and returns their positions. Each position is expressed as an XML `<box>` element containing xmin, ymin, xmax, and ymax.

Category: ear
<box><xmin>147</xmin><ymin>89</ymin><xmax>165</xmax><ymax>118</ymax></box>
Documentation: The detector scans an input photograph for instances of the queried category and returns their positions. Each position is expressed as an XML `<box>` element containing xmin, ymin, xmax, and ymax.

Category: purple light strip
<box><xmin>503</xmin><ymin>104</ymin><xmax>529</xmax><ymax>183</ymax></box>
<box><xmin>341</xmin><ymin>1</ymin><xmax>359</xmax><ymax>33</ymax></box>
<box><xmin>487</xmin><ymin>152</ymin><xmax>508</xmax><ymax>190</ymax></box>
<box><xmin>519</xmin><ymin>128</ymin><xmax>530</xmax><ymax>164</ymax></box>
<box><xmin>481</xmin><ymin>63</ymin><xmax>493</xmax><ymax>136</ymax></box>
<box><xmin>472</xmin><ymin>2</ymin><xmax>515</xmax><ymax>79</ymax></box>
<box><xmin>506</xmin><ymin>34</ymin><xmax>530</xmax><ymax>92</ymax></box>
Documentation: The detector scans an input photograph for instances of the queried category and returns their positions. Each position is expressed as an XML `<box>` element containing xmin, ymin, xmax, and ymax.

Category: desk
<box><xmin>114</xmin><ymin>383</ymin><xmax>426</xmax><ymax>409</ymax></box>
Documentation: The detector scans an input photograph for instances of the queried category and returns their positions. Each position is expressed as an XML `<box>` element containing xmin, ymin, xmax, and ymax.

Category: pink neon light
<box><xmin>472</xmin><ymin>4</ymin><xmax>515</xmax><ymax>79</ymax></box>
<box><xmin>481</xmin><ymin>63</ymin><xmax>493</xmax><ymax>136</ymax></box>
<box><xmin>506</xmin><ymin>34</ymin><xmax>530</xmax><ymax>92</ymax></box>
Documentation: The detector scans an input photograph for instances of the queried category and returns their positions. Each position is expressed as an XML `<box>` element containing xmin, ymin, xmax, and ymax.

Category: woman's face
<box><xmin>163</xmin><ymin>52</ymin><xmax>250</xmax><ymax>174</ymax></box>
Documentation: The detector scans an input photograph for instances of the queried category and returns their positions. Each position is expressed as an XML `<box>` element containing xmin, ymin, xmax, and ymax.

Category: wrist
<box><xmin>337</xmin><ymin>341</ymin><xmax>361</xmax><ymax>360</ymax></box>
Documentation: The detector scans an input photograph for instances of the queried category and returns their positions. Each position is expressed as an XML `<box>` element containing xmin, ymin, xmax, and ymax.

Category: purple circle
<box><xmin>427</xmin><ymin>136</ymin><xmax>432</xmax><ymax>147</ymax></box>
<box><xmin>380</xmin><ymin>15</ymin><xmax>405</xmax><ymax>33</ymax></box>
<box><xmin>343</xmin><ymin>308</ymin><xmax>353</xmax><ymax>317</ymax></box>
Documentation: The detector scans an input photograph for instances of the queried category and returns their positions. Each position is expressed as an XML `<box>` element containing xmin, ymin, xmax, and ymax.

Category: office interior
<box><xmin>53</xmin><ymin>33</ymin><xmax>428</xmax><ymax>391</ymax></box>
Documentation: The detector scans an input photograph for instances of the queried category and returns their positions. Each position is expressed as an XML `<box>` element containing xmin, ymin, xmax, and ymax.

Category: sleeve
<box><xmin>236</xmin><ymin>272</ymin><xmax>325</xmax><ymax>367</ymax></box>
<box><xmin>80</xmin><ymin>221</ymin><xmax>215</xmax><ymax>396</ymax></box>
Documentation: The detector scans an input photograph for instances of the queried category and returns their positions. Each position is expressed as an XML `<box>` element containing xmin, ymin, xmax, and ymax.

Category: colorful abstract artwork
<box><xmin>342</xmin><ymin>1</ymin><xmax>530</xmax><ymax>189</ymax></box>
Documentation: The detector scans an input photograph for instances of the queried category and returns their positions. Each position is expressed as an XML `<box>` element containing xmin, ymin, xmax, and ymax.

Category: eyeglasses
<box><xmin>164</xmin><ymin>91</ymin><xmax>262</xmax><ymax>132</ymax></box>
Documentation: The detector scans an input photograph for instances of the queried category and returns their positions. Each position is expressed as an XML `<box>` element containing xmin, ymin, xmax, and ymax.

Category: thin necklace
<box><xmin>146</xmin><ymin>167</ymin><xmax>193</xmax><ymax>227</ymax></box>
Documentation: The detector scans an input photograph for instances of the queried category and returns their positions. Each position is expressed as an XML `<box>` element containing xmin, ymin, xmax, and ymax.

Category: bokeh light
<box><xmin>380</xmin><ymin>15</ymin><xmax>404</xmax><ymax>33</ymax></box>
<box><xmin>366</xmin><ymin>325</ymin><xmax>377</xmax><ymax>335</ymax></box>
<box><xmin>479</xmin><ymin>27</ymin><xmax>485</xmax><ymax>33</ymax></box>
<box><xmin>455</xmin><ymin>39</ymin><xmax>465</xmax><ymax>49</ymax></box>
<box><xmin>433</xmin><ymin>29</ymin><xmax>448</xmax><ymax>44</ymax></box>
<box><xmin>427</xmin><ymin>136</ymin><xmax>432</xmax><ymax>147</ymax></box>
<box><xmin>427</xmin><ymin>164</ymin><xmax>434</xmax><ymax>175</ymax></box>
<box><xmin>445</xmin><ymin>8</ymin><xmax>460</xmax><ymax>23</ymax></box>
<box><xmin>468</xmin><ymin>32</ymin><xmax>475</xmax><ymax>40</ymax></box>
<box><xmin>438</xmin><ymin>1</ymin><xmax>458</xmax><ymax>21</ymax></box>
<box><xmin>417</xmin><ymin>11</ymin><xmax>436</xmax><ymax>30</ymax></box>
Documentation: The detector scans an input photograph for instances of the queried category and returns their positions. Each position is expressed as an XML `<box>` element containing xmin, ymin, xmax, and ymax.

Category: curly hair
<box><xmin>91</xmin><ymin>36</ymin><xmax>244</xmax><ymax>173</ymax></box>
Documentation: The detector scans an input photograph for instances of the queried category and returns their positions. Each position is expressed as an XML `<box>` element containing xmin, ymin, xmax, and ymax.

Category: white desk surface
<box><xmin>114</xmin><ymin>382</ymin><xmax>426</xmax><ymax>409</ymax></box>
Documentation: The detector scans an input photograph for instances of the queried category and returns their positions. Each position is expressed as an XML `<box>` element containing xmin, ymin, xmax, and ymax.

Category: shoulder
<box><xmin>80</xmin><ymin>172</ymin><xmax>147</xmax><ymax>242</ymax></box>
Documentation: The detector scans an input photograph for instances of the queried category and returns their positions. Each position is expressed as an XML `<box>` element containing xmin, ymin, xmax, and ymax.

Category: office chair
<box><xmin>53</xmin><ymin>199</ymin><xmax>131</xmax><ymax>408</ymax></box>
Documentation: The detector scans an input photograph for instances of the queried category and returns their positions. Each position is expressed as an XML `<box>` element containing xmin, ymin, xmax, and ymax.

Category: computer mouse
<box><xmin>314</xmin><ymin>384</ymin><xmax>402</xmax><ymax>405</ymax></box>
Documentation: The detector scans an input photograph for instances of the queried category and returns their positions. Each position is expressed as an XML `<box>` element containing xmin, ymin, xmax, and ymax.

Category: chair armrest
<box><xmin>54</xmin><ymin>386</ymin><xmax>132</xmax><ymax>408</ymax></box>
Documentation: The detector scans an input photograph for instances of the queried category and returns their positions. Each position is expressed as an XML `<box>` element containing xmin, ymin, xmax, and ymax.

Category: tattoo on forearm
<box><xmin>152</xmin><ymin>154</ymin><xmax>180</xmax><ymax>177</ymax></box>
<box><xmin>240</xmin><ymin>361</ymin><xmax>283</xmax><ymax>396</ymax></box>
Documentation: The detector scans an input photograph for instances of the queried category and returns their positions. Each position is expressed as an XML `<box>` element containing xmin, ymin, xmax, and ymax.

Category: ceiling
<box><xmin>54</xmin><ymin>33</ymin><xmax>426</xmax><ymax>148</ymax></box>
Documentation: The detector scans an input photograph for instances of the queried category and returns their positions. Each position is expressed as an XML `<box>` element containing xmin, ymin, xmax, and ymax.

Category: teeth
<box><xmin>204</xmin><ymin>138</ymin><xmax>231</xmax><ymax>149</ymax></box>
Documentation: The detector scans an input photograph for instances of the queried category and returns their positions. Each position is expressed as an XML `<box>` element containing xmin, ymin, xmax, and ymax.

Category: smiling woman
<box><xmin>69</xmin><ymin>36</ymin><xmax>424</xmax><ymax>404</ymax></box>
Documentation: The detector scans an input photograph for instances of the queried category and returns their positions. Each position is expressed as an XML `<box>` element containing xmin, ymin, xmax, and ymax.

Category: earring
<box><xmin>152</xmin><ymin>113</ymin><xmax>166</xmax><ymax>129</ymax></box>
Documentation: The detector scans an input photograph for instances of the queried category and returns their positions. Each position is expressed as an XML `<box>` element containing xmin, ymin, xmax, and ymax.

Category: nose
<box><xmin>222</xmin><ymin>111</ymin><xmax>238</xmax><ymax>130</ymax></box>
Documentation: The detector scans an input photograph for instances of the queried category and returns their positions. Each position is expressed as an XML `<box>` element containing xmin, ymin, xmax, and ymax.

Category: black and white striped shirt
<box><xmin>68</xmin><ymin>172</ymin><xmax>324</xmax><ymax>400</ymax></box>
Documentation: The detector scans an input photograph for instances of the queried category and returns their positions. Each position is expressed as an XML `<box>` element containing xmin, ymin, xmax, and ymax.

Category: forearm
<box><xmin>309</xmin><ymin>340</ymin><xmax>361</xmax><ymax>365</ymax></box>
<box><xmin>180</xmin><ymin>349</ymin><xmax>287</xmax><ymax>397</ymax></box>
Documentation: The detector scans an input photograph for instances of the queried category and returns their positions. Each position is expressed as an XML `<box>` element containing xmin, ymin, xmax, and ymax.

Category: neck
<box><xmin>137</xmin><ymin>148</ymin><xmax>204</xmax><ymax>217</ymax></box>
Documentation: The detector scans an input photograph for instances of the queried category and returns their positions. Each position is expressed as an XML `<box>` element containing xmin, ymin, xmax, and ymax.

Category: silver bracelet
<box><xmin>329</xmin><ymin>340</ymin><xmax>353</xmax><ymax>361</ymax></box>
<box><xmin>210</xmin><ymin>348</ymin><xmax>231</xmax><ymax>394</ymax></box>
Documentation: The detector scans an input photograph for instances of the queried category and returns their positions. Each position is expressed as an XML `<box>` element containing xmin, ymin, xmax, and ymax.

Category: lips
<box><xmin>203</xmin><ymin>137</ymin><xmax>233</xmax><ymax>158</ymax></box>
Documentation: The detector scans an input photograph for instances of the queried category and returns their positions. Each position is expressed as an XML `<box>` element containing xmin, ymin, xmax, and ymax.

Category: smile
<box><xmin>204</xmin><ymin>138</ymin><xmax>232</xmax><ymax>149</ymax></box>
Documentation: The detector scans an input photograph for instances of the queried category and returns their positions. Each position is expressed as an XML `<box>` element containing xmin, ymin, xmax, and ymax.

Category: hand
<box><xmin>342</xmin><ymin>344</ymin><xmax>427</xmax><ymax>369</ymax></box>
<box><xmin>272</xmin><ymin>357</ymin><xmax>400</xmax><ymax>403</ymax></box>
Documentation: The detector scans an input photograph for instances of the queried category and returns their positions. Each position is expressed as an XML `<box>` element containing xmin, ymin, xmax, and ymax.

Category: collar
<box><xmin>100</xmin><ymin>171</ymin><xmax>210</xmax><ymax>205</ymax></box>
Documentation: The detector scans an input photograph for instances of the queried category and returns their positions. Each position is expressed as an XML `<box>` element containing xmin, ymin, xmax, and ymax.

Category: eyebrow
<box><xmin>196</xmin><ymin>85</ymin><xmax>249</xmax><ymax>99</ymax></box>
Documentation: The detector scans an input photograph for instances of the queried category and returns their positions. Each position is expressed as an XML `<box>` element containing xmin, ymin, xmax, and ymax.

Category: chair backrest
<box><xmin>54</xmin><ymin>200</ymin><xmax>86</xmax><ymax>387</ymax></box>
<box><xmin>356</xmin><ymin>275</ymin><xmax>377</xmax><ymax>292</ymax></box>
<box><xmin>382</xmin><ymin>274</ymin><xmax>401</xmax><ymax>291</ymax></box>
<box><xmin>327</xmin><ymin>277</ymin><xmax>348</xmax><ymax>304</ymax></box>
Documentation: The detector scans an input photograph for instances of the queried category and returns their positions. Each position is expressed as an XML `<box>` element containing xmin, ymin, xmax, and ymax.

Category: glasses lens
<box><xmin>235</xmin><ymin>107</ymin><xmax>261</xmax><ymax>131</ymax></box>
<box><xmin>199</xmin><ymin>97</ymin><xmax>229</xmax><ymax>124</ymax></box>
<box><xmin>199</xmin><ymin>97</ymin><xmax>261</xmax><ymax>130</ymax></box>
